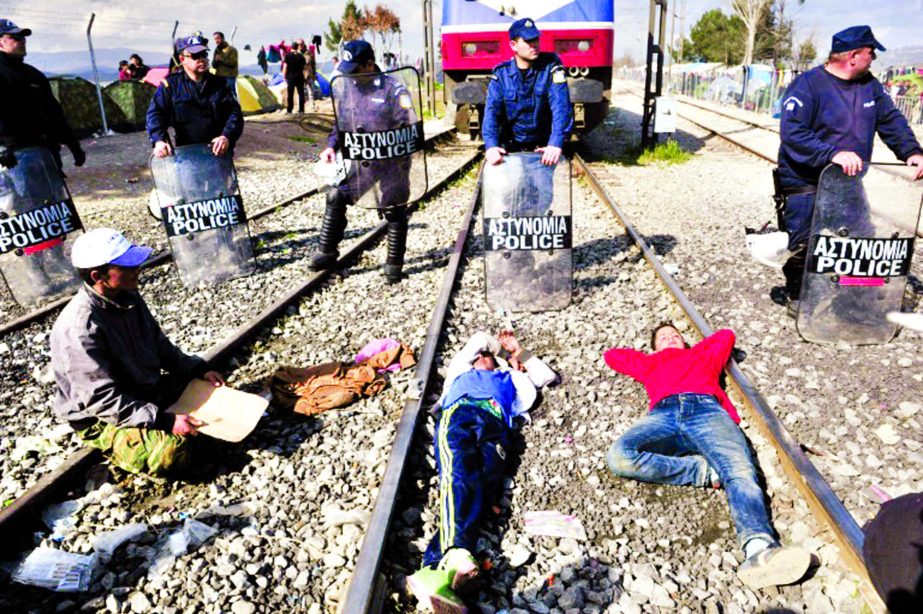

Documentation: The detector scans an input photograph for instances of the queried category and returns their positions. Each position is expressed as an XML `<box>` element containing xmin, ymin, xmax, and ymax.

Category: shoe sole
<box><xmin>738</xmin><ymin>547</ymin><xmax>812</xmax><ymax>589</ymax></box>
<box><xmin>450</xmin><ymin>566</ymin><xmax>479</xmax><ymax>591</ymax></box>
<box><xmin>406</xmin><ymin>576</ymin><xmax>467</xmax><ymax>614</ymax></box>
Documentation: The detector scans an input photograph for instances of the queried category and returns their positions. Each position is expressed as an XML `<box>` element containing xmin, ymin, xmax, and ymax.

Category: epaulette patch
<box><xmin>552</xmin><ymin>66</ymin><xmax>567</xmax><ymax>84</ymax></box>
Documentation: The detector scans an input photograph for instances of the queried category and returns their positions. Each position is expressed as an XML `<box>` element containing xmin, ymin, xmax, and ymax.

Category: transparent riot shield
<box><xmin>797</xmin><ymin>164</ymin><xmax>921</xmax><ymax>345</ymax></box>
<box><xmin>0</xmin><ymin>147</ymin><xmax>82</xmax><ymax>306</ymax></box>
<box><xmin>482</xmin><ymin>153</ymin><xmax>573</xmax><ymax>312</ymax></box>
<box><xmin>330</xmin><ymin>67</ymin><xmax>427</xmax><ymax>209</ymax></box>
<box><xmin>150</xmin><ymin>145</ymin><xmax>254</xmax><ymax>287</ymax></box>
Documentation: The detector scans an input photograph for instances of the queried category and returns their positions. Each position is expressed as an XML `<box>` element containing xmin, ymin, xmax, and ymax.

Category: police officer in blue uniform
<box><xmin>146</xmin><ymin>34</ymin><xmax>243</xmax><ymax>159</ymax></box>
<box><xmin>776</xmin><ymin>25</ymin><xmax>923</xmax><ymax>315</ymax></box>
<box><xmin>311</xmin><ymin>40</ymin><xmax>415</xmax><ymax>284</ymax></box>
<box><xmin>482</xmin><ymin>18</ymin><xmax>573</xmax><ymax>167</ymax></box>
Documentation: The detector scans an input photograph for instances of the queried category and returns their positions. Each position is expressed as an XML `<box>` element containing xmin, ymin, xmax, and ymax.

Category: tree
<box><xmin>794</xmin><ymin>37</ymin><xmax>817</xmax><ymax>71</ymax></box>
<box><xmin>731</xmin><ymin>0</ymin><xmax>773</xmax><ymax>65</ymax></box>
<box><xmin>340</xmin><ymin>0</ymin><xmax>366</xmax><ymax>42</ymax></box>
<box><xmin>365</xmin><ymin>5</ymin><xmax>401</xmax><ymax>56</ymax></box>
<box><xmin>687</xmin><ymin>9</ymin><xmax>746</xmax><ymax>64</ymax></box>
<box><xmin>324</xmin><ymin>18</ymin><xmax>342</xmax><ymax>53</ymax></box>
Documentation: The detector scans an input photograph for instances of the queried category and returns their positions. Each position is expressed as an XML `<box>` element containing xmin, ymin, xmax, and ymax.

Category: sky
<box><xmin>2</xmin><ymin>0</ymin><xmax>921</xmax><ymax>66</ymax></box>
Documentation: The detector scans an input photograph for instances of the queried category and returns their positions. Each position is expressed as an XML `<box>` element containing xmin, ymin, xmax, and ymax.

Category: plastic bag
<box><xmin>12</xmin><ymin>547</ymin><xmax>98</xmax><ymax>592</ymax></box>
<box><xmin>41</xmin><ymin>499</ymin><xmax>85</xmax><ymax>539</ymax></box>
<box><xmin>146</xmin><ymin>519</ymin><xmax>216</xmax><ymax>580</ymax></box>
<box><xmin>92</xmin><ymin>523</ymin><xmax>149</xmax><ymax>562</ymax></box>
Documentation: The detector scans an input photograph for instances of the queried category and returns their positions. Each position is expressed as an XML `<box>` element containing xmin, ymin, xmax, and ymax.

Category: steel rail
<box><xmin>574</xmin><ymin>153</ymin><xmax>884</xmax><ymax>612</ymax></box>
<box><xmin>0</xmin><ymin>147</ymin><xmax>482</xmax><ymax>544</ymax></box>
<box><xmin>341</xmin><ymin>165</ymin><xmax>485</xmax><ymax>613</ymax></box>
<box><xmin>0</xmin><ymin>127</ymin><xmax>459</xmax><ymax>338</ymax></box>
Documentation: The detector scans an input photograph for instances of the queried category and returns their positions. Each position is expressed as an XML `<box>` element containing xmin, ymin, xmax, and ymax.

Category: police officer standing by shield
<box><xmin>482</xmin><ymin>18</ymin><xmax>573</xmax><ymax>167</ymax></box>
<box><xmin>776</xmin><ymin>25</ymin><xmax>923</xmax><ymax>316</ymax></box>
<box><xmin>312</xmin><ymin>40</ymin><xmax>417</xmax><ymax>284</ymax></box>
<box><xmin>147</xmin><ymin>34</ymin><xmax>243</xmax><ymax>159</ymax></box>
<box><xmin>0</xmin><ymin>19</ymin><xmax>86</xmax><ymax>170</ymax></box>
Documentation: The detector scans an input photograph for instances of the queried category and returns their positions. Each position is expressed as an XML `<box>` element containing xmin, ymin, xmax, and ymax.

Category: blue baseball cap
<box><xmin>176</xmin><ymin>34</ymin><xmax>208</xmax><ymax>54</ymax></box>
<box><xmin>0</xmin><ymin>19</ymin><xmax>31</xmax><ymax>37</ymax></box>
<box><xmin>509</xmin><ymin>17</ymin><xmax>540</xmax><ymax>41</ymax></box>
<box><xmin>831</xmin><ymin>25</ymin><xmax>885</xmax><ymax>53</ymax></box>
<box><xmin>339</xmin><ymin>40</ymin><xmax>375</xmax><ymax>74</ymax></box>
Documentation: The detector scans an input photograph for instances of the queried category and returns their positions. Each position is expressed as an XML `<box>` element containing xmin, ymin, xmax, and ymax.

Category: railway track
<box><xmin>0</xmin><ymin>138</ymin><xmax>480</xmax><ymax>541</ymax></box>
<box><xmin>0</xmin><ymin>126</ymin><xmax>458</xmax><ymax>338</ymax></box>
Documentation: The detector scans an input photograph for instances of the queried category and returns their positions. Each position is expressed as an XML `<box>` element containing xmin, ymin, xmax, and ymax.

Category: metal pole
<box><xmin>85</xmin><ymin>13</ymin><xmax>109</xmax><ymax>136</ymax></box>
<box><xmin>230</xmin><ymin>25</ymin><xmax>238</xmax><ymax>45</ymax></box>
<box><xmin>422</xmin><ymin>0</ymin><xmax>437</xmax><ymax>117</ymax></box>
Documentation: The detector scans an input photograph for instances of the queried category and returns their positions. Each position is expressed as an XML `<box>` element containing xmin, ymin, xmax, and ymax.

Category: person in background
<box><xmin>128</xmin><ymin>53</ymin><xmax>149</xmax><ymax>80</ymax></box>
<box><xmin>0</xmin><ymin>19</ymin><xmax>85</xmax><ymax>170</ymax></box>
<box><xmin>304</xmin><ymin>43</ymin><xmax>317</xmax><ymax>110</ymax></box>
<box><xmin>118</xmin><ymin>60</ymin><xmax>131</xmax><ymax>81</ymax></box>
<box><xmin>603</xmin><ymin>323</ymin><xmax>813</xmax><ymax>590</ymax></box>
<box><xmin>257</xmin><ymin>45</ymin><xmax>268</xmax><ymax>76</ymax></box>
<box><xmin>50</xmin><ymin>228</ymin><xmax>226</xmax><ymax>476</ymax></box>
<box><xmin>282</xmin><ymin>43</ymin><xmax>306</xmax><ymax>114</ymax></box>
<box><xmin>212</xmin><ymin>31</ymin><xmax>239</xmax><ymax>98</ymax></box>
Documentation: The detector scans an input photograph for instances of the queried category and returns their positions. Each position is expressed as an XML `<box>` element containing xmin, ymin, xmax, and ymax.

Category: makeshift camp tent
<box><xmin>142</xmin><ymin>66</ymin><xmax>171</xmax><ymax>88</ymax></box>
<box><xmin>48</xmin><ymin>76</ymin><xmax>125</xmax><ymax>137</ymax></box>
<box><xmin>103</xmin><ymin>80</ymin><xmax>157</xmax><ymax>132</ymax></box>
<box><xmin>237</xmin><ymin>76</ymin><xmax>280</xmax><ymax>115</ymax></box>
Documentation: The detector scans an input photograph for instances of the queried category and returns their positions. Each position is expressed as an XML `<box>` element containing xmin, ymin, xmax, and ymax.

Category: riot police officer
<box><xmin>482</xmin><ymin>18</ymin><xmax>573</xmax><ymax>167</ymax></box>
<box><xmin>312</xmin><ymin>40</ymin><xmax>415</xmax><ymax>284</ymax></box>
<box><xmin>146</xmin><ymin>34</ymin><xmax>243</xmax><ymax>158</ymax></box>
<box><xmin>0</xmin><ymin>19</ymin><xmax>86</xmax><ymax>169</ymax></box>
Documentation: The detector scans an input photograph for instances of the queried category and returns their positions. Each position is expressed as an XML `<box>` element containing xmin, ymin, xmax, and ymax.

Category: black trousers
<box><xmin>287</xmin><ymin>79</ymin><xmax>305</xmax><ymax>113</ymax></box>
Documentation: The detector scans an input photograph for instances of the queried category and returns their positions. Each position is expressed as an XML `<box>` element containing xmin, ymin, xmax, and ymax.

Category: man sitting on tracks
<box><xmin>407</xmin><ymin>330</ymin><xmax>557</xmax><ymax>611</ymax></box>
<box><xmin>604</xmin><ymin>323</ymin><xmax>812</xmax><ymax>590</ymax></box>
<box><xmin>50</xmin><ymin>228</ymin><xmax>225</xmax><ymax>477</ymax></box>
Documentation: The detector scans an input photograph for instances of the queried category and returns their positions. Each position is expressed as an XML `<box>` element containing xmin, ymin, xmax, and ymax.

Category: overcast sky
<box><xmin>4</xmin><ymin>0</ymin><xmax>922</xmax><ymax>64</ymax></box>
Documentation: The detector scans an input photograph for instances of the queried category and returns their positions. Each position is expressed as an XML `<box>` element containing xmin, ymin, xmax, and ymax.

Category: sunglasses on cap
<box><xmin>184</xmin><ymin>50</ymin><xmax>208</xmax><ymax>60</ymax></box>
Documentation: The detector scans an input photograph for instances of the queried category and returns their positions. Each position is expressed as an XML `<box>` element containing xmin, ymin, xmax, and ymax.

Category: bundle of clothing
<box><xmin>268</xmin><ymin>339</ymin><xmax>416</xmax><ymax>416</ymax></box>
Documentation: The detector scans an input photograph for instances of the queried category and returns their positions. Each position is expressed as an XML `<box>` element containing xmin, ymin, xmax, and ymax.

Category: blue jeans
<box><xmin>607</xmin><ymin>394</ymin><xmax>775</xmax><ymax>549</ymax></box>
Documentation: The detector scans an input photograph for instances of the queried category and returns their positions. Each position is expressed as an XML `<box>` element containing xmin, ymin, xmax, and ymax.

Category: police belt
<box><xmin>504</xmin><ymin>141</ymin><xmax>542</xmax><ymax>154</ymax></box>
<box><xmin>780</xmin><ymin>184</ymin><xmax>817</xmax><ymax>197</ymax></box>
<box><xmin>442</xmin><ymin>397</ymin><xmax>505</xmax><ymax>423</ymax></box>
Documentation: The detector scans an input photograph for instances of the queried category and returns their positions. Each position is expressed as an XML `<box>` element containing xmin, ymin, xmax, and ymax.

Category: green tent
<box><xmin>48</xmin><ymin>76</ymin><xmax>126</xmax><ymax>137</ymax></box>
<box><xmin>238</xmin><ymin>76</ymin><xmax>280</xmax><ymax>115</ymax></box>
<box><xmin>103</xmin><ymin>80</ymin><xmax>157</xmax><ymax>132</ymax></box>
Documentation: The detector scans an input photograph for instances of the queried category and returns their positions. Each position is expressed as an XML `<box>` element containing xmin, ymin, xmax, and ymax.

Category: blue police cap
<box><xmin>831</xmin><ymin>25</ymin><xmax>885</xmax><ymax>53</ymax></box>
<box><xmin>339</xmin><ymin>40</ymin><xmax>375</xmax><ymax>74</ymax></box>
<box><xmin>0</xmin><ymin>19</ymin><xmax>31</xmax><ymax>37</ymax></box>
<box><xmin>509</xmin><ymin>18</ymin><xmax>540</xmax><ymax>41</ymax></box>
<box><xmin>176</xmin><ymin>34</ymin><xmax>208</xmax><ymax>54</ymax></box>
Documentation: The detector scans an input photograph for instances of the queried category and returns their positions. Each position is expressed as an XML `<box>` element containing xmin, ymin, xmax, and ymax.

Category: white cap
<box><xmin>71</xmin><ymin>228</ymin><xmax>153</xmax><ymax>269</ymax></box>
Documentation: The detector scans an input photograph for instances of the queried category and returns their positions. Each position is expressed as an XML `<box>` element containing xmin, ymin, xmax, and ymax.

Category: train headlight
<box><xmin>578</xmin><ymin>40</ymin><xmax>590</xmax><ymax>52</ymax></box>
<box><xmin>461</xmin><ymin>41</ymin><xmax>500</xmax><ymax>57</ymax></box>
<box><xmin>555</xmin><ymin>39</ymin><xmax>594</xmax><ymax>54</ymax></box>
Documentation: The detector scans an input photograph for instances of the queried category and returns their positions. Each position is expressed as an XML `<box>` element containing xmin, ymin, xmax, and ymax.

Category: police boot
<box><xmin>383</xmin><ymin>207</ymin><xmax>408</xmax><ymax>284</ymax></box>
<box><xmin>782</xmin><ymin>248</ymin><xmax>807</xmax><ymax>301</ymax></box>
<box><xmin>310</xmin><ymin>188</ymin><xmax>348</xmax><ymax>271</ymax></box>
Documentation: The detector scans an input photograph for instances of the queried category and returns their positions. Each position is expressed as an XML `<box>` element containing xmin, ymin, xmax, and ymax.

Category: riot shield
<box><xmin>797</xmin><ymin>164</ymin><xmax>921</xmax><ymax>345</ymax></box>
<box><xmin>150</xmin><ymin>145</ymin><xmax>254</xmax><ymax>287</ymax></box>
<box><xmin>0</xmin><ymin>147</ymin><xmax>82</xmax><ymax>306</ymax></box>
<box><xmin>330</xmin><ymin>67</ymin><xmax>427</xmax><ymax>209</ymax></box>
<box><xmin>482</xmin><ymin>153</ymin><xmax>573</xmax><ymax>312</ymax></box>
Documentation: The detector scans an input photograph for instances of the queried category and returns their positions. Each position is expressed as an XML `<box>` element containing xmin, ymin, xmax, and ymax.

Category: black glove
<box><xmin>0</xmin><ymin>146</ymin><xmax>16</xmax><ymax>169</ymax></box>
<box><xmin>71</xmin><ymin>146</ymin><xmax>86</xmax><ymax>167</ymax></box>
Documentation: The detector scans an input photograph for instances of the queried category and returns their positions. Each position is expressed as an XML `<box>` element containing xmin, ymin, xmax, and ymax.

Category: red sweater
<box><xmin>603</xmin><ymin>329</ymin><xmax>740</xmax><ymax>423</ymax></box>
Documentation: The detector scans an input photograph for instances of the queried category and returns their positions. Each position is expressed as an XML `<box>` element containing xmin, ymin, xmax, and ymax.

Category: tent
<box><xmin>142</xmin><ymin>66</ymin><xmax>171</xmax><ymax>88</ymax></box>
<box><xmin>48</xmin><ymin>76</ymin><xmax>125</xmax><ymax>138</ymax></box>
<box><xmin>103</xmin><ymin>80</ymin><xmax>157</xmax><ymax>132</ymax></box>
<box><xmin>237</xmin><ymin>76</ymin><xmax>280</xmax><ymax>115</ymax></box>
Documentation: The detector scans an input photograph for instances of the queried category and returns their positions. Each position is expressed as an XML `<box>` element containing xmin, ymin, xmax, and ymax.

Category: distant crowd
<box><xmin>117</xmin><ymin>54</ymin><xmax>150</xmax><ymax>81</ymax></box>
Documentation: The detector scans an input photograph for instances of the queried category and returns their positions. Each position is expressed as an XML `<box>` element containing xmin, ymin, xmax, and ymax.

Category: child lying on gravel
<box><xmin>603</xmin><ymin>323</ymin><xmax>813</xmax><ymax>590</ymax></box>
<box><xmin>407</xmin><ymin>330</ymin><xmax>557</xmax><ymax>612</ymax></box>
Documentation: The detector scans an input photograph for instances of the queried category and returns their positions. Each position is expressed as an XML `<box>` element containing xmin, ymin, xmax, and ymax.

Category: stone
<box><xmin>230</xmin><ymin>601</ymin><xmax>257</xmax><ymax>614</ymax></box>
<box><xmin>508</xmin><ymin>544</ymin><xmax>531</xmax><ymax>567</ymax></box>
<box><xmin>557</xmin><ymin>587</ymin><xmax>585</xmax><ymax>610</ymax></box>
<box><xmin>128</xmin><ymin>592</ymin><xmax>151</xmax><ymax>613</ymax></box>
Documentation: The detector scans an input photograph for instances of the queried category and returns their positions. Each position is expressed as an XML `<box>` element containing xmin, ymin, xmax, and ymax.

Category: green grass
<box><xmin>637</xmin><ymin>139</ymin><xmax>693</xmax><ymax>165</ymax></box>
<box><xmin>287</xmin><ymin>135</ymin><xmax>317</xmax><ymax>144</ymax></box>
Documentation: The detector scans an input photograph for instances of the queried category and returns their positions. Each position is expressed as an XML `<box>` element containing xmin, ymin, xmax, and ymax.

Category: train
<box><xmin>441</xmin><ymin>0</ymin><xmax>615</xmax><ymax>137</ymax></box>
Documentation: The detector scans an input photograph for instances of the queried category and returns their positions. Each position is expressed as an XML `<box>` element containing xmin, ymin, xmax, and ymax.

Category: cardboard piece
<box><xmin>167</xmin><ymin>379</ymin><xmax>267</xmax><ymax>442</ymax></box>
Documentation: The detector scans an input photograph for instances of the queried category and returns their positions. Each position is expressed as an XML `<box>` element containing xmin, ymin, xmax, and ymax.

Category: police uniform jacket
<box><xmin>779</xmin><ymin>65</ymin><xmax>923</xmax><ymax>187</ymax></box>
<box><xmin>482</xmin><ymin>52</ymin><xmax>573</xmax><ymax>151</ymax></box>
<box><xmin>326</xmin><ymin>71</ymin><xmax>416</xmax><ymax>151</ymax></box>
<box><xmin>0</xmin><ymin>51</ymin><xmax>80</xmax><ymax>153</ymax></box>
<box><xmin>50</xmin><ymin>285</ymin><xmax>207</xmax><ymax>431</ymax></box>
<box><xmin>146</xmin><ymin>71</ymin><xmax>244</xmax><ymax>150</ymax></box>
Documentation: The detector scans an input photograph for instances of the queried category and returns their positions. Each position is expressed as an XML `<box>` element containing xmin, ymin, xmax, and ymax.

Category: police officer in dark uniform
<box><xmin>0</xmin><ymin>19</ymin><xmax>85</xmax><ymax>170</ymax></box>
<box><xmin>311</xmin><ymin>40</ymin><xmax>415</xmax><ymax>284</ymax></box>
<box><xmin>776</xmin><ymin>25</ymin><xmax>923</xmax><ymax>316</ymax></box>
<box><xmin>146</xmin><ymin>34</ymin><xmax>243</xmax><ymax>159</ymax></box>
<box><xmin>482</xmin><ymin>18</ymin><xmax>573</xmax><ymax>167</ymax></box>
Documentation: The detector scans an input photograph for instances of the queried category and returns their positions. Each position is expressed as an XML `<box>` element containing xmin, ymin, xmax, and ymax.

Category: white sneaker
<box><xmin>737</xmin><ymin>545</ymin><xmax>812</xmax><ymax>589</ymax></box>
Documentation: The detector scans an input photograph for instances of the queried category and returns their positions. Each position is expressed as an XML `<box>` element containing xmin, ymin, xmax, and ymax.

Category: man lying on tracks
<box><xmin>604</xmin><ymin>324</ymin><xmax>812</xmax><ymax>590</ymax></box>
<box><xmin>50</xmin><ymin>228</ymin><xmax>226</xmax><ymax>477</ymax></box>
<box><xmin>407</xmin><ymin>330</ymin><xmax>557</xmax><ymax>611</ymax></box>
